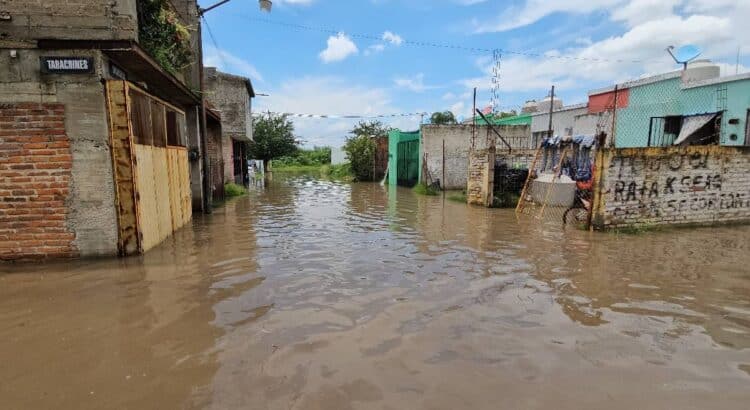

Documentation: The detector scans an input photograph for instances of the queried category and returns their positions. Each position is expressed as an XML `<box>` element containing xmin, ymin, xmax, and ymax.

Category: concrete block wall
<box><xmin>0</xmin><ymin>103</ymin><xmax>79</xmax><ymax>260</ymax></box>
<box><xmin>0</xmin><ymin>0</ymin><xmax>138</xmax><ymax>43</ymax></box>
<box><xmin>421</xmin><ymin>124</ymin><xmax>530</xmax><ymax>190</ymax></box>
<box><xmin>0</xmin><ymin>48</ymin><xmax>119</xmax><ymax>257</ymax></box>
<box><xmin>592</xmin><ymin>145</ymin><xmax>750</xmax><ymax>229</ymax></box>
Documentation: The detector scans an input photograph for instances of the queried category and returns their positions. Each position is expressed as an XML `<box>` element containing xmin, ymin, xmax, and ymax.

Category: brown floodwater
<box><xmin>1</xmin><ymin>174</ymin><xmax>749</xmax><ymax>409</ymax></box>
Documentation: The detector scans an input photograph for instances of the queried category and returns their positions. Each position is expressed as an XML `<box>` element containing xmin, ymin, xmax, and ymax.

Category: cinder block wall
<box><xmin>0</xmin><ymin>103</ymin><xmax>79</xmax><ymax>260</ymax></box>
<box><xmin>0</xmin><ymin>0</ymin><xmax>138</xmax><ymax>43</ymax></box>
<box><xmin>204</xmin><ymin>69</ymin><xmax>253</xmax><ymax>183</ymax></box>
<box><xmin>592</xmin><ymin>145</ymin><xmax>750</xmax><ymax>229</ymax></box>
<box><xmin>421</xmin><ymin>124</ymin><xmax>530</xmax><ymax>190</ymax></box>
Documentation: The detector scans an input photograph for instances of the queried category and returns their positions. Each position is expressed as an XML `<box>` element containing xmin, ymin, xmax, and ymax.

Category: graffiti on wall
<box><xmin>605</xmin><ymin>150</ymin><xmax>750</xmax><ymax>221</ymax></box>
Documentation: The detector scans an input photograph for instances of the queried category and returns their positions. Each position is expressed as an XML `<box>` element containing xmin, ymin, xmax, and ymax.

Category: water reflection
<box><xmin>1</xmin><ymin>174</ymin><xmax>748</xmax><ymax>409</ymax></box>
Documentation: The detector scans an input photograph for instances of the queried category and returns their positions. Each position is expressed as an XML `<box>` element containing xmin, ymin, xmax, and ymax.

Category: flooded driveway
<box><xmin>1</xmin><ymin>175</ymin><xmax>749</xmax><ymax>409</ymax></box>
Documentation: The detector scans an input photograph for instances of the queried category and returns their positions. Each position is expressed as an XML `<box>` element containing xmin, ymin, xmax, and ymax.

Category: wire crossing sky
<box><xmin>199</xmin><ymin>0</ymin><xmax>750</xmax><ymax>148</ymax></box>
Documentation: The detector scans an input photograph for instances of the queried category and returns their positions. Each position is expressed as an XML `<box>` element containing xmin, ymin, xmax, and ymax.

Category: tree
<box><xmin>497</xmin><ymin>110</ymin><xmax>517</xmax><ymax>119</ymax></box>
<box><xmin>344</xmin><ymin>135</ymin><xmax>376</xmax><ymax>181</ymax></box>
<box><xmin>350</xmin><ymin>120</ymin><xmax>391</xmax><ymax>138</ymax></box>
<box><xmin>249</xmin><ymin>114</ymin><xmax>299</xmax><ymax>170</ymax></box>
<box><xmin>430</xmin><ymin>111</ymin><xmax>457</xmax><ymax>125</ymax></box>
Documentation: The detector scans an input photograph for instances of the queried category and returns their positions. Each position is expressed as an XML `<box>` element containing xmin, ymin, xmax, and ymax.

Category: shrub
<box><xmin>343</xmin><ymin>135</ymin><xmax>376</xmax><ymax>181</ymax></box>
<box><xmin>224</xmin><ymin>183</ymin><xmax>248</xmax><ymax>197</ymax></box>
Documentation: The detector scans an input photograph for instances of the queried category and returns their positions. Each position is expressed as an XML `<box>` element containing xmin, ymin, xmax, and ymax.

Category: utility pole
<box><xmin>197</xmin><ymin>0</ymin><xmax>272</xmax><ymax>213</ymax></box>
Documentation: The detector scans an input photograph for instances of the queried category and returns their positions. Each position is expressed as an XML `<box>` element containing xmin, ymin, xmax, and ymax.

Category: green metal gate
<box><xmin>397</xmin><ymin>140</ymin><xmax>419</xmax><ymax>187</ymax></box>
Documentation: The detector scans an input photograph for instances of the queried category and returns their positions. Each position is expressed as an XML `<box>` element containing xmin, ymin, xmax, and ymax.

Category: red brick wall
<box><xmin>0</xmin><ymin>103</ymin><xmax>78</xmax><ymax>261</ymax></box>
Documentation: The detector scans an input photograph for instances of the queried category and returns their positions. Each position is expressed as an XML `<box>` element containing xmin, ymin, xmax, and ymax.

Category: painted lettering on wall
<box><xmin>603</xmin><ymin>148</ymin><xmax>750</xmax><ymax>223</ymax></box>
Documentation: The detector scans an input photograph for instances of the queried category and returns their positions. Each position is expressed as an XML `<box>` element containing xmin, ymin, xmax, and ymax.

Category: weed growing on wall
<box><xmin>137</xmin><ymin>0</ymin><xmax>193</xmax><ymax>75</ymax></box>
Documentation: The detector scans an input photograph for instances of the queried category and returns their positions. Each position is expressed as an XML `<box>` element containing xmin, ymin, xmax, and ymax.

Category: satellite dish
<box><xmin>667</xmin><ymin>45</ymin><xmax>702</xmax><ymax>69</ymax></box>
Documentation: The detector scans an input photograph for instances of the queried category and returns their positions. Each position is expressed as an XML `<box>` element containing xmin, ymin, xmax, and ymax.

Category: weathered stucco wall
<box><xmin>0</xmin><ymin>48</ymin><xmax>119</xmax><ymax>257</ymax></box>
<box><xmin>421</xmin><ymin>124</ymin><xmax>529</xmax><ymax>190</ymax></box>
<box><xmin>592</xmin><ymin>145</ymin><xmax>750</xmax><ymax>229</ymax></box>
<box><xmin>0</xmin><ymin>0</ymin><xmax>138</xmax><ymax>44</ymax></box>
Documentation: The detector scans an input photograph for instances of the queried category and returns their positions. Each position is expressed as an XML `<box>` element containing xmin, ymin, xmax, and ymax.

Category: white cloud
<box><xmin>382</xmin><ymin>31</ymin><xmax>404</xmax><ymax>46</ymax></box>
<box><xmin>394</xmin><ymin>73</ymin><xmax>438</xmax><ymax>93</ymax></box>
<box><xmin>474</xmin><ymin>0</ymin><xmax>621</xmax><ymax>32</ymax></box>
<box><xmin>203</xmin><ymin>46</ymin><xmax>263</xmax><ymax>82</ymax></box>
<box><xmin>319</xmin><ymin>33</ymin><xmax>359</xmax><ymax>63</ymax></box>
<box><xmin>256</xmin><ymin>77</ymin><xmax>420</xmax><ymax>147</ymax></box>
<box><xmin>460</xmin><ymin>1</ymin><xmax>747</xmax><ymax>103</ymax></box>
<box><xmin>364</xmin><ymin>44</ymin><xmax>386</xmax><ymax>56</ymax></box>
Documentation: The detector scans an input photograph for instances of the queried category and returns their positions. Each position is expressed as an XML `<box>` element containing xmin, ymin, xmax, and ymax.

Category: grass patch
<box><xmin>322</xmin><ymin>163</ymin><xmax>354</xmax><ymax>181</ymax></box>
<box><xmin>448</xmin><ymin>192</ymin><xmax>467</xmax><ymax>203</ymax></box>
<box><xmin>224</xmin><ymin>183</ymin><xmax>248</xmax><ymax>197</ymax></box>
<box><xmin>413</xmin><ymin>183</ymin><xmax>440</xmax><ymax>196</ymax></box>
<box><xmin>271</xmin><ymin>164</ymin><xmax>325</xmax><ymax>173</ymax></box>
<box><xmin>492</xmin><ymin>192</ymin><xmax>520</xmax><ymax>208</ymax></box>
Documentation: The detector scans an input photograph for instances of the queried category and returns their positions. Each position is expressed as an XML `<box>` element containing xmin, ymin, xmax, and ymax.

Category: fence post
<box><xmin>610</xmin><ymin>85</ymin><xmax>619</xmax><ymax>147</ymax></box>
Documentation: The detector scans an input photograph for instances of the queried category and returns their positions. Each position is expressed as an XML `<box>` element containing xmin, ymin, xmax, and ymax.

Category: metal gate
<box><xmin>397</xmin><ymin>140</ymin><xmax>419</xmax><ymax>187</ymax></box>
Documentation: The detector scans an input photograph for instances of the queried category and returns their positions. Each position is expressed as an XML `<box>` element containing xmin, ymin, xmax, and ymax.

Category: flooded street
<box><xmin>1</xmin><ymin>174</ymin><xmax>749</xmax><ymax>410</ymax></box>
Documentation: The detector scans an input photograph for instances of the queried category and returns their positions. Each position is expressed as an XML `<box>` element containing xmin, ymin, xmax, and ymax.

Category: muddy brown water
<box><xmin>1</xmin><ymin>174</ymin><xmax>749</xmax><ymax>409</ymax></box>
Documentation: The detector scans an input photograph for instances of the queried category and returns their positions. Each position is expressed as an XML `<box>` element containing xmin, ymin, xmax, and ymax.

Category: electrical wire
<box><xmin>202</xmin><ymin>16</ymin><xmax>231</xmax><ymax>70</ymax></box>
<box><xmin>239</xmin><ymin>16</ymin><xmax>656</xmax><ymax>64</ymax></box>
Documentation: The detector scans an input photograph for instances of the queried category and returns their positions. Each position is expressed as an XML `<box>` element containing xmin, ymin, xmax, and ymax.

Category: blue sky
<box><xmin>199</xmin><ymin>0</ymin><xmax>749</xmax><ymax>147</ymax></box>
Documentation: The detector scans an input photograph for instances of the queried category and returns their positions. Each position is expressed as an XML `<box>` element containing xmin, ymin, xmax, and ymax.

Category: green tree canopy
<box><xmin>350</xmin><ymin>120</ymin><xmax>391</xmax><ymax>138</ymax></box>
<box><xmin>430</xmin><ymin>111</ymin><xmax>457</xmax><ymax>125</ymax></box>
<box><xmin>249</xmin><ymin>115</ymin><xmax>299</xmax><ymax>169</ymax></box>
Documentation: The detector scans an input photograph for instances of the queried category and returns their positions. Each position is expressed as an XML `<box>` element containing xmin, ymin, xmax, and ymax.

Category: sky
<box><xmin>199</xmin><ymin>0</ymin><xmax>750</xmax><ymax>148</ymax></box>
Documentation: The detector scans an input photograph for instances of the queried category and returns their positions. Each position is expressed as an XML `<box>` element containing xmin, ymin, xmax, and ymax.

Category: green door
<box><xmin>397</xmin><ymin>140</ymin><xmax>419</xmax><ymax>187</ymax></box>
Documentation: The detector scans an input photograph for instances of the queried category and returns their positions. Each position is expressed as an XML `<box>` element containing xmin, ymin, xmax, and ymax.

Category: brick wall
<box><xmin>467</xmin><ymin>134</ymin><xmax>496</xmax><ymax>207</ymax></box>
<box><xmin>591</xmin><ymin>145</ymin><xmax>750</xmax><ymax>229</ymax></box>
<box><xmin>0</xmin><ymin>103</ymin><xmax>78</xmax><ymax>260</ymax></box>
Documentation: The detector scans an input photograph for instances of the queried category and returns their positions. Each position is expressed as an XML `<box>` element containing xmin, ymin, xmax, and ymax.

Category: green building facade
<box><xmin>614</xmin><ymin>73</ymin><xmax>750</xmax><ymax>147</ymax></box>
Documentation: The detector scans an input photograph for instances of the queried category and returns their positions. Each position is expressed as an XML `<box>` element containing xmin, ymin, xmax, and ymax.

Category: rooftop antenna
<box><xmin>666</xmin><ymin>44</ymin><xmax>701</xmax><ymax>70</ymax></box>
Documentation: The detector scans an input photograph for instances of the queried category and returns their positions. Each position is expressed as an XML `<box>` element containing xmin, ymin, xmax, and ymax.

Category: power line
<box><xmin>239</xmin><ymin>15</ymin><xmax>655</xmax><ymax>64</ymax></box>
<box><xmin>202</xmin><ymin>16</ymin><xmax>230</xmax><ymax>69</ymax></box>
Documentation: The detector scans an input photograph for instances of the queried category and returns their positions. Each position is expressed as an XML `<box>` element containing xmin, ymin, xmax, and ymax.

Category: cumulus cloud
<box><xmin>382</xmin><ymin>31</ymin><xmax>404</xmax><ymax>46</ymax></box>
<box><xmin>460</xmin><ymin>1</ymin><xmax>748</xmax><ymax>102</ymax></box>
<box><xmin>319</xmin><ymin>33</ymin><xmax>358</xmax><ymax>63</ymax></box>
<box><xmin>394</xmin><ymin>73</ymin><xmax>438</xmax><ymax>93</ymax></box>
